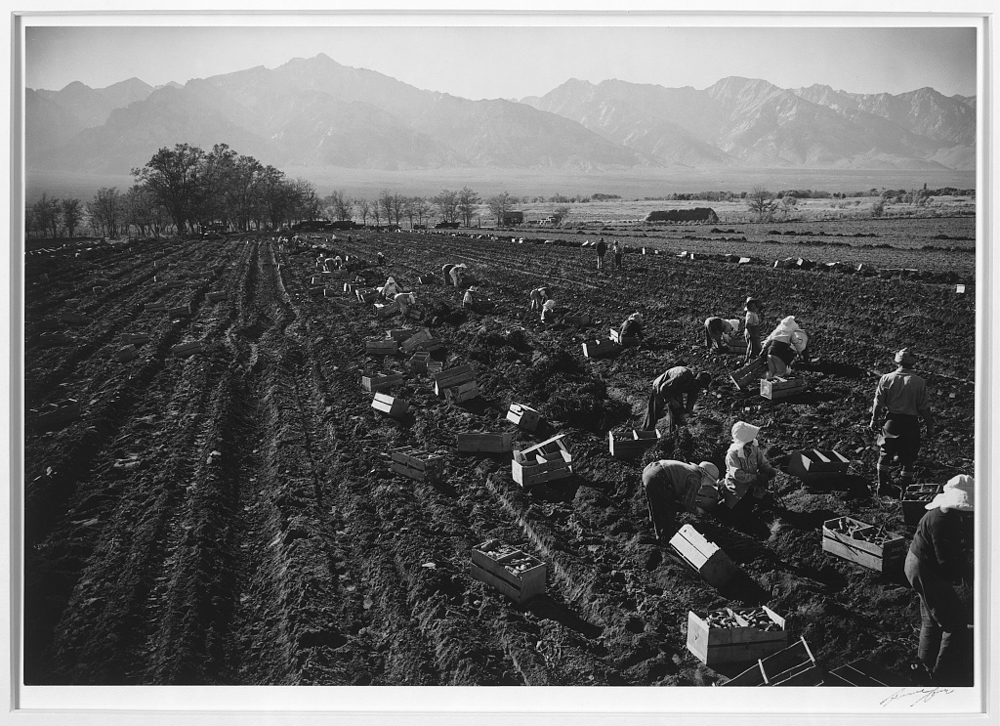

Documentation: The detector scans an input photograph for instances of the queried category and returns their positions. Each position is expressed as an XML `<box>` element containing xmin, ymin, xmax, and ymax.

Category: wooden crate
<box><xmin>121</xmin><ymin>333</ymin><xmax>150</xmax><ymax>345</ymax></box>
<box><xmin>115</xmin><ymin>345</ymin><xmax>139</xmax><ymax>362</ymax></box>
<box><xmin>161</xmin><ymin>280</ymin><xmax>188</xmax><ymax>289</ymax></box>
<box><xmin>343</xmin><ymin>282</ymin><xmax>356</xmax><ymax>293</ymax></box>
<box><xmin>506</xmin><ymin>403</ymin><xmax>541</xmax><ymax>432</ymax></box>
<box><xmin>722</xmin><ymin>637</ymin><xmax>823</xmax><ymax>687</ymax></box>
<box><xmin>171</xmin><ymin>341</ymin><xmax>203</xmax><ymax>357</ymax></box>
<box><xmin>445</xmin><ymin>381</ymin><xmax>480</xmax><ymax>404</ymax></box>
<box><xmin>433</xmin><ymin>364</ymin><xmax>476</xmax><ymax>396</ymax></box>
<box><xmin>408</xmin><ymin>351</ymin><xmax>431</xmax><ymax>373</ymax></box>
<box><xmin>609</xmin><ymin>328</ymin><xmax>640</xmax><ymax>346</ymax></box>
<box><xmin>822</xmin><ymin>517</ymin><xmax>906</xmax><ymax>573</ymax></box>
<box><xmin>426</xmin><ymin>360</ymin><xmax>444</xmax><ymax>376</ymax></box>
<box><xmin>373</xmin><ymin>302</ymin><xmax>399</xmax><ymax>319</ymax></box>
<box><xmin>608</xmin><ymin>429</ymin><xmax>661</xmax><ymax>459</ymax></box>
<box><xmin>206</xmin><ymin>291</ymin><xmax>228</xmax><ymax>302</ymax></box>
<box><xmin>365</xmin><ymin>339</ymin><xmax>399</xmax><ymax>356</ymax></box>
<box><xmin>470</xmin><ymin>540</ymin><xmax>547</xmax><ymax>604</ymax></box>
<box><xmin>167</xmin><ymin>304</ymin><xmax>191</xmax><ymax>317</ymax></box>
<box><xmin>355</xmin><ymin>287</ymin><xmax>379</xmax><ymax>303</ymax></box>
<box><xmin>457</xmin><ymin>432</ymin><xmax>514</xmax><ymax>454</ymax></box>
<box><xmin>400</xmin><ymin>328</ymin><xmax>434</xmax><ymax>354</ymax></box>
<box><xmin>902</xmin><ymin>483</ymin><xmax>942</xmax><ymax>526</ymax></box>
<box><xmin>360</xmin><ymin>372</ymin><xmax>405</xmax><ymax>392</ymax></box>
<box><xmin>389</xmin><ymin>446</ymin><xmax>444</xmax><ymax>482</ymax></box>
<box><xmin>825</xmin><ymin>659</ymin><xmax>906</xmax><ymax>687</ymax></box>
<box><xmin>371</xmin><ymin>392</ymin><xmax>409</xmax><ymax>419</ymax></box>
<box><xmin>512</xmin><ymin>440</ymin><xmax>572</xmax><ymax>487</ymax></box>
<box><xmin>669</xmin><ymin>524</ymin><xmax>742</xmax><ymax>590</ymax></box>
<box><xmin>760</xmin><ymin>376</ymin><xmax>808</xmax><ymax>401</ymax></box>
<box><xmin>35</xmin><ymin>400</ymin><xmax>82</xmax><ymax>430</ymax></box>
<box><xmin>144</xmin><ymin>302</ymin><xmax>168</xmax><ymax>312</ymax></box>
<box><xmin>730</xmin><ymin>359</ymin><xmax>767</xmax><ymax>390</ymax></box>
<box><xmin>59</xmin><ymin>311</ymin><xmax>92</xmax><ymax>325</ymax></box>
<box><xmin>582</xmin><ymin>339</ymin><xmax>617</xmax><ymax>358</ymax></box>
<box><xmin>787</xmin><ymin>448</ymin><xmax>850</xmax><ymax>491</ymax></box>
<box><xmin>686</xmin><ymin>606</ymin><xmax>790</xmax><ymax>666</ymax></box>
<box><xmin>386</xmin><ymin>328</ymin><xmax>415</xmax><ymax>342</ymax></box>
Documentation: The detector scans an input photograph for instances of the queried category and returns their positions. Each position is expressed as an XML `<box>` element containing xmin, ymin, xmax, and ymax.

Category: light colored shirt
<box><xmin>873</xmin><ymin>368</ymin><xmax>931</xmax><ymax>417</ymax></box>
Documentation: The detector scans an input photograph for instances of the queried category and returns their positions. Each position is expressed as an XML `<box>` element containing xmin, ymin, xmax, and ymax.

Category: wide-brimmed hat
<box><xmin>697</xmin><ymin>461</ymin><xmax>720</xmax><ymax>481</ymax></box>
<box><xmin>895</xmin><ymin>348</ymin><xmax>916</xmax><ymax>367</ymax></box>
<box><xmin>926</xmin><ymin>474</ymin><xmax>974</xmax><ymax>512</ymax></box>
<box><xmin>731</xmin><ymin>421</ymin><xmax>761</xmax><ymax>445</ymax></box>
<box><xmin>745</xmin><ymin>297</ymin><xmax>760</xmax><ymax>310</ymax></box>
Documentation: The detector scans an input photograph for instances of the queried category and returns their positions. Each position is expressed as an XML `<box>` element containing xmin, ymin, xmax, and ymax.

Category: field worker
<box><xmin>376</xmin><ymin>251</ymin><xmax>386</xmax><ymax>265</ymax></box>
<box><xmin>529</xmin><ymin>286</ymin><xmax>550</xmax><ymax>312</ymax></box>
<box><xmin>904</xmin><ymin>475</ymin><xmax>974</xmax><ymax>686</ymax></box>
<box><xmin>722</xmin><ymin>421</ymin><xmax>777</xmax><ymax>512</ymax></box>
<box><xmin>450</xmin><ymin>264</ymin><xmax>467</xmax><ymax>287</ymax></box>
<box><xmin>743</xmin><ymin>298</ymin><xmax>763</xmax><ymax>363</ymax></box>
<box><xmin>332</xmin><ymin>255</ymin><xmax>343</xmax><ymax>270</ymax></box>
<box><xmin>704</xmin><ymin>317</ymin><xmax>740</xmax><ymax>351</ymax></box>
<box><xmin>442</xmin><ymin>263</ymin><xmax>455</xmax><ymax>285</ymax></box>
<box><xmin>619</xmin><ymin>312</ymin><xmax>644</xmax><ymax>341</ymax></box>
<box><xmin>642</xmin><ymin>460</ymin><xmax>721</xmax><ymax>542</ymax></box>
<box><xmin>394</xmin><ymin>291</ymin><xmax>416</xmax><ymax>317</ymax></box>
<box><xmin>463</xmin><ymin>286</ymin><xmax>477</xmax><ymax>309</ymax></box>
<box><xmin>642</xmin><ymin>366</ymin><xmax>713</xmax><ymax>431</ymax></box>
<box><xmin>612</xmin><ymin>240</ymin><xmax>624</xmax><ymax>269</ymax></box>
<box><xmin>381</xmin><ymin>276</ymin><xmax>401</xmax><ymax>299</ymax></box>
<box><xmin>760</xmin><ymin>316</ymin><xmax>808</xmax><ymax>379</ymax></box>
<box><xmin>870</xmin><ymin>348</ymin><xmax>936</xmax><ymax>497</ymax></box>
<box><xmin>596</xmin><ymin>237</ymin><xmax>608</xmax><ymax>269</ymax></box>
<box><xmin>541</xmin><ymin>298</ymin><xmax>557</xmax><ymax>323</ymax></box>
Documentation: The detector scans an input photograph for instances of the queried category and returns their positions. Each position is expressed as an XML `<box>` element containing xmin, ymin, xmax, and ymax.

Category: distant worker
<box><xmin>870</xmin><ymin>348</ymin><xmax>936</xmax><ymax>497</ymax></box>
<box><xmin>529</xmin><ymin>286</ymin><xmax>550</xmax><ymax>312</ymax></box>
<box><xmin>641</xmin><ymin>365</ymin><xmax>713</xmax><ymax>431</ymax></box>
<box><xmin>449</xmin><ymin>264</ymin><xmax>468</xmax><ymax>287</ymax></box>
<box><xmin>596</xmin><ymin>237</ymin><xmax>608</xmax><ymax>269</ymax></box>
<box><xmin>722</xmin><ymin>421</ymin><xmax>777</xmax><ymax>513</ymax></box>
<box><xmin>760</xmin><ymin>316</ymin><xmax>808</xmax><ymax>379</ymax></box>
<box><xmin>904</xmin><ymin>474</ymin><xmax>974</xmax><ymax>686</ymax></box>
<box><xmin>442</xmin><ymin>263</ymin><xmax>455</xmax><ymax>285</ymax></box>
<box><xmin>332</xmin><ymin>255</ymin><xmax>343</xmax><ymax>270</ymax></box>
<box><xmin>463</xmin><ymin>286</ymin><xmax>477</xmax><ymax>310</ymax></box>
<box><xmin>619</xmin><ymin>312</ymin><xmax>645</xmax><ymax>341</ymax></box>
<box><xmin>641</xmin><ymin>460</ymin><xmax>721</xmax><ymax>542</ymax></box>
<box><xmin>743</xmin><ymin>297</ymin><xmax>763</xmax><ymax>364</ymax></box>
<box><xmin>704</xmin><ymin>317</ymin><xmax>741</xmax><ymax>351</ymax></box>
<box><xmin>612</xmin><ymin>240</ymin><xmax>624</xmax><ymax>270</ymax></box>
<box><xmin>380</xmin><ymin>276</ymin><xmax>401</xmax><ymax>299</ymax></box>
<box><xmin>394</xmin><ymin>291</ymin><xmax>416</xmax><ymax>317</ymax></box>
<box><xmin>541</xmin><ymin>299</ymin><xmax>557</xmax><ymax>323</ymax></box>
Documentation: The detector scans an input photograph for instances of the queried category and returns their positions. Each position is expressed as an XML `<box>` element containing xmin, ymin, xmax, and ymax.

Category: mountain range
<box><xmin>26</xmin><ymin>53</ymin><xmax>976</xmax><ymax>176</ymax></box>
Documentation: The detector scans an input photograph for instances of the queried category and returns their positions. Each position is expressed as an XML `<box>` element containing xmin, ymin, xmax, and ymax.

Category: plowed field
<box><xmin>22</xmin><ymin>222</ymin><xmax>975</xmax><ymax>687</ymax></box>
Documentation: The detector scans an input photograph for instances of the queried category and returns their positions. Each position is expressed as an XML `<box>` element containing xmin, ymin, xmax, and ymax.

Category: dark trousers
<box><xmin>904</xmin><ymin>551</ymin><xmax>973</xmax><ymax>686</ymax></box>
<box><xmin>642</xmin><ymin>462</ymin><xmax>679</xmax><ymax>541</ymax></box>
<box><xmin>642</xmin><ymin>390</ymin><xmax>684</xmax><ymax>431</ymax></box>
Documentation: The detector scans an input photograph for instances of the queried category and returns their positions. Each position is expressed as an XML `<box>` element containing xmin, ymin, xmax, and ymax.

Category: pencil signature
<box><xmin>880</xmin><ymin>687</ymin><xmax>955</xmax><ymax>707</ymax></box>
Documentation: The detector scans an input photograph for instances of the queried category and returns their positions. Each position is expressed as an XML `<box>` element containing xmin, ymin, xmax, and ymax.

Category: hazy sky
<box><xmin>25</xmin><ymin>23</ymin><xmax>976</xmax><ymax>99</ymax></box>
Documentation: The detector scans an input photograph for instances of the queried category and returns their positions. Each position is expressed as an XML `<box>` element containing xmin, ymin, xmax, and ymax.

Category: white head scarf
<box><xmin>926</xmin><ymin>475</ymin><xmax>974</xmax><ymax>512</ymax></box>
<box><xmin>731</xmin><ymin>421</ymin><xmax>761</xmax><ymax>445</ymax></box>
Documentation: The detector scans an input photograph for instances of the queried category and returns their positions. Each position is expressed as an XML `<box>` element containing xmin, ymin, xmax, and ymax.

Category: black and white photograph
<box><xmin>8</xmin><ymin>4</ymin><xmax>997</xmax><ymax>724</ymax></box>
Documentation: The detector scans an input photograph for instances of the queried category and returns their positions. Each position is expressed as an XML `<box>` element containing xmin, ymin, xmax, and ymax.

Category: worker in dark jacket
<box><xmin>642</xmin><ymin>460</ymin><xmax>721</xmax><ymax>541</ymax></box>
<box><xmin>870</xmin><ymin>348</ymin><xmax>935</xmax><ymax>497</ymax></box>
<box><xmin>704</xmin><ymin>317</ymin><xmax>740</xmax><ymax>351</ymax></box>
<box><xmin>641</xmin><ymin>366</ymin><xmax>712</xmax><ymax>431</ymax></box>
<box><xmin>904</xmin><ymin>475</ymin><xmax>974</xmax><ymax>686</ymax></box>
<box><xmin>619</xmin><ymin>312</ymin><xmax>644</xmax><ymax>341</ymax></box>
<box><xmin>442</xmin><ymin>263</ymin><xmax>455</xmax><ymax>285</ymax></box>
<box><xmin>596</xmin><ymin>237</ymin><xmax>608</xmax><ymax>269</ymax></box>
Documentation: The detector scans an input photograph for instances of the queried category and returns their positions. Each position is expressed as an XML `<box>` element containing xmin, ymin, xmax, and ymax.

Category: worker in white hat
<box><xmin>870</xmin><ymin>348</ymin><xmax>936</xmax><ymax>497</ymax></box>
<box><xmin>761</xmin><ymin>315</ymin><xmax>808</xmax><ymax>379</ymax></box>
<box><xmin>904</xmin><ymin>475</ymin><xmax>974</xmax><ymax>686</ymax></box>
<box><xmin>462</xmin><ymin>286</ymin><xmax>478</xmax><ymax>309</ymax></box>
<box><xmin>380</xmin><ymin>276</ymin><xmax>401</xmax><ymax>299</ymax></box>
<box><xmin>393</xmin><ymin>291</ymin><xmax>417</xmax><ymax>317</ymax></box>
<box><xmin>541</xmin><ymin>298</ymin><xmax>557</xmax><ymax>323</ymax></box>
<box><xmin>722</xmin><ymin>421</ymin><xmax>777</xmax><ymax>511</ymax></box>
<box><xmin>641</xmin><ymin>459</ymin><xmax>721</xmax><ymax>542</ymax></box>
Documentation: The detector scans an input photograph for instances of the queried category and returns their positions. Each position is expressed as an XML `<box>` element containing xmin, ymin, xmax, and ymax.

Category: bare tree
<box><xmin>357</xmin><ymin>198</ymin><xmax>372</xmax><ymax>226</ymax></box>
<box><xmin>457</xmin><ymin>186</ymin><xmax>481</xmax><ymax>227</ymax></box>
<box><xmin>432</xmin><ymin>189</ymin><xmax>459</xmax><ymax>223</ymax></box>
<box><xmin>379</xmin><ymin>189</ymin><xmax>395</xmax><ymax>226</ymax></box>
<box><xmin>61</xmin><ymin>198</ymin><xmax>84</xmax><ymax>237</ymax></box>
<box><xmin>412</xmin><ymin>197</ymin><xmax>432</xmax><ymax>226</ymax></box>
<box><xmin>550</xmin><ymin>205</ymin><xmax>572</xmax><ymax>224</ymax></box>
<box><xmin>747</xmin><ymin>186</ymin><xmax>778</xmax><ymax>222</ymax></box>
<box><xmin>486</xmin><ymin>191</ymin><xmax>512</xmax><ymax>226</ymax></box>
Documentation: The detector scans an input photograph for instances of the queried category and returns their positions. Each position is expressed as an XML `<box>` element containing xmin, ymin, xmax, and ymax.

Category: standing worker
<box><xmin>612</xmin><ymin>240</ymin><xmax>624</xmax><ymax>270</ymax></box>
<box><xmin>743</xmin><ymin>298</ymin><xmax>763</xmax><ymax>363</ymax></box>
<box><xmin>904</xmin><ymin>475</ymin><xmax>974</xmax><ymax>686</ymax></box>
<box><xmin>704</xmin><ymin>317</ymin><xmax>741</xmax><ymax>351</ymax></box>
<box><xmin>596</xmin><ymin>237</ymin><xmax>608</xmax><ymax>270</ymax></box>
<box><xmin>642</xmin><ymin>366</ymin><xmax>713</xmax><ymax>431</ymax></box>
<box><xmin>870</xmin><ymin>348</ymin><xmax>936</xmax><ymax>497</ymax></box>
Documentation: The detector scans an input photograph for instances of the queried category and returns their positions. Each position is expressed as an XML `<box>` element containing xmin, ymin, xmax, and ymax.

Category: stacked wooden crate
<box><xmin>511</xmin><ymin>435</ymin><xmax>573</xmax><ymax>487</ymax></box>
<box><xmin>432</xmin><ymin>364</ymin><xmax>479</xmax><ymax>403</ymax></box>
<box><xmin>389</xmin><ymin>446</ymin><xmax>444</xmax><ymax>482</ymax></box>
<box><xmin>469</xmin><ymin>540</ymin><xmax>547</xmax><ymax>604</ymax></box>
<box><xmin>371</xmin><ymin>392</ymin><xmax>409</xmax><ymax>420</ymax></box>
<box><xmin>360</xmin><ymin>372</ymin><xmax>405</xmax><ymax>392</ymax></box>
